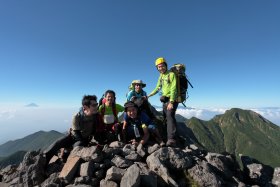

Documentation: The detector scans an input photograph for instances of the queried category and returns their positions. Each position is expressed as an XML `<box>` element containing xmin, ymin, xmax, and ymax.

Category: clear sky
<box><xmin>0</xmin><ymin>1</ymin><xmax>280</xmax><ymax>143</ymax></box>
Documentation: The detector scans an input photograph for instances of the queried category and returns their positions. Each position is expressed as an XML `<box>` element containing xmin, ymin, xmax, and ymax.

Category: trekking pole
<box><xmin>187</xmin><ymin>79</ymin><xmax>194</xmax><ymax>88</ymax></box>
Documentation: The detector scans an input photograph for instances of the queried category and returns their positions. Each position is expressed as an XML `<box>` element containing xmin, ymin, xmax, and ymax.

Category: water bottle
<box><xmin>133</xmin><ymin>124</ymin><xmax>140</xmax><ymax>138</ymax></box>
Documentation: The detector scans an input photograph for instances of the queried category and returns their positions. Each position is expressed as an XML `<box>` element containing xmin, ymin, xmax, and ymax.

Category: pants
<box><xmin>44</xmin><ymin>134</ymin><xmax>89</xmax><ymax>163</ymax></box>
<box><xmin>163</xmin><ymin>102</ymin><xmax>178</xmax><ymax>140</ymax></box>
<box><xmin>140</xmin><ymin>100</ymin><xmax>156</xmax><ymax>120</ymax></box>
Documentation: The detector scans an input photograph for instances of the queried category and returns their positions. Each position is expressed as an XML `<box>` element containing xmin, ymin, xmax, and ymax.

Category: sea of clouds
<box><xmin>0</xmin><ymin>105</ymin><xmax>280</xmax><ymax>144</ymax></box>
<box><xmin>175</xmin><ymin>107</ymin><xmax>280</xmax><ymax>125</ymax></box>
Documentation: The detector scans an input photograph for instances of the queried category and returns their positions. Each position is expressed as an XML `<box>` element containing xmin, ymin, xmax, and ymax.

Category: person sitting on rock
<box><xmin>126</xmin><ymin>80</ymin><xmax>156</xmax><ymax>121</ymax></box>
<box><xmin>122</xmin><ymin>101</ymin><xmax>165</xmax><ymax>146</ymax></box>
<box><xmin>43</xmin><ymin>95</ymin><xmax>104</xmax><ymax>164</ymax></box>
<box><xmin>98</xmin><ymin>90</ymin><xmax>124</xmax><ymax>143</ymax></box>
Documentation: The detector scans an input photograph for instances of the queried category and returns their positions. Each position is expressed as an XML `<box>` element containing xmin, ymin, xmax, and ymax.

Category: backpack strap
<box><xmin>100</xmin><ymin>104</ymin><xmax>106</xmax><ymax>117</ymax></box>
<box><xmin>112</xmin><ymin>103</ymin><xmax>118</xmax><ymax>123</ymax></box>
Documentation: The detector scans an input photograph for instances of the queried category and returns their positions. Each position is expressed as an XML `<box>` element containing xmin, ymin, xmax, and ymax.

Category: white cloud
<box><xmin>250</xmin><ymin>107</ymin><xmax>280</xmax><ymax>125</ymax></box>
<box><xmin>176</xmin><ymin>107</ymin><xmax>228</xmax><ymax>121</ymax></box>
<box><xmin>0</xmin><ymin>109</ymin><xmax>16</xmax><ymax>120</ymax></box>
<box><xmin>1</xmin><ymin>105</ymin><xmax>279</xmax><ymax>145</ymax></box>
<box><xmin>157</xmin><ymin>106</ymin><xmax>280</xmax><ymax>126</ymax></box>
<box><xmin>0</xmin><ymin>106</ymin><xmax>76</xmax><ymax>144</ymax></box>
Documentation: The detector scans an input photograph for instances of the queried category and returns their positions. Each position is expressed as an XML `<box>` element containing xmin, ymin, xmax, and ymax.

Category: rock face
<box><xmin>0</xmin><ymin>141</ymin><xmax>279</xmax><ymax>187</ymax></box>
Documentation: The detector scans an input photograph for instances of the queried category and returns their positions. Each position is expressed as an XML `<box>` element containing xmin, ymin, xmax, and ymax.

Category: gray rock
<box><xmin>65</xmin><ymin>185</ymin><xmax>92</xmax><ymax>187</ymax></box>
<box><xmin>79</xmin><ymin>161</ymin><xmax>94</xmax><ymax>177</ymax></box>
<box><xmin>205</xmin><ymin>152</ymin><xmax>240</xmax><ymax>180</ymax></box>
<box><xmin>147</xmin><ymin>147</ymin><xmax>192</xmax><ymax>170</ymax></box>
<box><xmin>94</xmin><ymin>169</ymin><xmax>105</xmax><ymax>179</ymax></box>
<box><xmin>59</xmin><ymin>156</ymin><xmax>81</xmax><ymax>183</ymax></box>
<box><xmin>100</xmin><ymin>179</ymin><xmax>118</xmax><ymax>187</ymax></box>
<box><xmin>109</xmin><ymin>141</ymin><xmax>125</xmax><ymax>148</ymax></box>
<box><xmin>272</xmin><ymin>167</ymin><xmax>280</xmax><ymax>186</ymax></box>
<box><xmin>125</xmin><ymin>152</ymin><xmax>141</xmax><ymax>161</ymax></box>
<box><xmin>246</xmin><ymin>163</ymin><xmax>274</xmax><ymax>186</ymax></box>
<box><xmin>120</xmin><ymin>164</ymin><xmax>141</xmax><ymax>187</ymax></box>
<box><xmin>105</xmin><ymin>166</ymin><xmax>125</xmax><ymax>182</ymax></box>
<box><xmin>111</xmin><ymin>155</ymin><xmax>133</xmax><ymax>168</ymax></box>
<box><xmin>41</xmin><ymin>172</ymin><xmax>61</xmax><ymax>187</ymax></box>
<box><xmin>69</xmin><ymin>146</ymin><xmax>103</xmax><ymax>162</ymax></box>
<box><xmin>136</xmin><ymin>144</ymin><xmax>146</xmax><ymax>157</ymax></box>
<box><xmin>147</xmin><ymin>144</ymin><xmax>160</xmax><ymax>154</ymax></box>
<box><xmin>1</xmin><ymin>151</ymin><xmax>46</xmax><ymax>186</ymax></box>
<box><xmin>74</xmin><ymin>176</ymin><xmax>91</xmax><ymax>185</ymax></box>
<box><xmin>122</xmin><ymin>144</ymin><xmax>136</xmax><ymax>156</ymax></box>
<box><xmin>147</xmin><ymin>147</ymin><xmax>193</xmax><ymax>187</ymax></box>
<box><xmin>102</xmin><ymin>144</ymin><xmax>123</xmax><ymax>159</ymax></box>
<box><xmin>136</xmin><ymin>162</ymin><xmax>157</xmax><ymax>187</ymax></box>
<box><xmin>188</xmin><ymin>160</ymin><xmax>225</xmax><ymax>187</ymax></box>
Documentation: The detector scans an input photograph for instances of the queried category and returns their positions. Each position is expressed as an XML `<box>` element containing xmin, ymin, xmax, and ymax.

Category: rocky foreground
<box><xmin>0</xmin><ymin>140</ymin><xmax>280</xmax><ymax>187</ymax></box>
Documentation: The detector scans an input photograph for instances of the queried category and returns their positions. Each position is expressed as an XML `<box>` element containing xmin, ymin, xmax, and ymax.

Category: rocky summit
<box><xmin>0</xmin><ymin>140</ymin><xmax>280</xmax><ymax>187</ymax></box>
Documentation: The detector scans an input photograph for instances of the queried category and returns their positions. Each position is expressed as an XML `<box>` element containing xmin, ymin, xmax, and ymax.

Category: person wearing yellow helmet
<box><xmin>148</xmin><ymin>57</ymin><xmax>178</xmax><ymax>147</ymax></box>
<box><xmin>155</xmin><ymin>57</ymin><xmax>167</xmax><ymax>67</ymax></box>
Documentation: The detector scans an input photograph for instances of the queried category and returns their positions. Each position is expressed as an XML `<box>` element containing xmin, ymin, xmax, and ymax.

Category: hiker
<box><xmin>43</xmin><ymin>95</ymin><xmax>104</xmax><ymax>163</ymax></box>
<box><xmin>122</xmin><ymin>101</ymin><xmax>164</xmax><ymax>146</ymax></box>
<box><xmin>98</xmin><ymin>90</ymin><xmax>124</xmax><ymax>143</ymax></box>
<box><xmin>126</xmin><ymin>80</ymin><xmax>156</xmax><ymax>120</ymax></box>
<box><xmin>148</xmin><ymin>57</ymin><xmax>178</xmax><ymax>147</ymax></box>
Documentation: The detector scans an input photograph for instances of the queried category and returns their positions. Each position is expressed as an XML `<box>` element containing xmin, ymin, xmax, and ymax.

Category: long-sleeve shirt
<box><xmin>149</xmin><ymin>70</ymin><xmax>177</xmax><ymax>102</ymax></box>
<box><xmin>126</xmin><ymin>90</ymin><xmax>147</xmax><ymax>101</ymax></box>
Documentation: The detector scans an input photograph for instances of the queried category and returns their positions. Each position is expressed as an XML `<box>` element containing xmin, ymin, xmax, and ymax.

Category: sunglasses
<box><xmin>90</xmin><ymin>103</ymin><xmax>98</xmax><ymax>107</ymax></box>
<box><xmin>135</xmin><ymin>84</ymin><xmax>142</xmax><ymax>87</ymax></box>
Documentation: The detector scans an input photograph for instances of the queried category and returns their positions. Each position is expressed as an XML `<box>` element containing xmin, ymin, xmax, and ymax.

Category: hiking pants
<box><xmin>44</xmin><ymin>134</ymin><xmax>89</xmax><ymax>163</ymax></box>
<box><xmin>141</xmin><ymin>100</ymin><xmax>156</xmax><ymax>120</ymax></box>
<box><xmin>163</xmin><ymin>102</ymin><xmax>178</xmax><ymax>140</ymax></box>
<box><xmin>44</xmin><ymin>134</ymin><xmax>74</xmax><ymax>162</ymax></box>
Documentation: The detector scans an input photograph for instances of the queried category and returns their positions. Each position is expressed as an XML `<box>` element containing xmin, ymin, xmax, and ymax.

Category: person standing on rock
<box><xmin>43</xmin><ymin>95</ymin><xmax>104</xmax><ymax>163</ymax></box>
<box><xmin>148</xmin><ymin>57</ymin><xmax>178</xmax><ymax>147</ymax></box>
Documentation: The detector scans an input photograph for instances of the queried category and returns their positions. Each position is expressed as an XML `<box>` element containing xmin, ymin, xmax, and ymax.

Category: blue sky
<box><xmin>0</xmin><ymin>1</ymin><xmax>280</xmax><ymax>143</ymax></box>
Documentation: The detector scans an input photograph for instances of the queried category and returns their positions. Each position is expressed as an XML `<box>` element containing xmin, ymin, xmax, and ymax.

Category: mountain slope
<box><xmin>0</xmin><ymin>151</ymin><xmax>27</xmax><ymax>168</ymax></box>
<box><xmin>0</xmin><ymin>130</ymin><xmax>64</xmax><ymax>157</ymax></box>
<box><xmin>186</xmin><ymin>108</ymin><xmax>280</xmax><ymax>167</ymax></box>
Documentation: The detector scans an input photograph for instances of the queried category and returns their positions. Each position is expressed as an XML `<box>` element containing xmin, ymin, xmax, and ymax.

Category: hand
<box><xmin>142</xmin><ymin>96</ymin><xmax>147</xmax><ymax>100</ymax></box>
<box><xmin>167</xmin><ymin>102</ymin><xmax>173</xmax><ymax>110</ymax></box>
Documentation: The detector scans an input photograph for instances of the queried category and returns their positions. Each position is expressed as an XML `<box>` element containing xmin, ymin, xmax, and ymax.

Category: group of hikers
<box><xmin>44</xmin><ymin>57</ymin><xmax>181</xmax><ymax>163</ymax></box>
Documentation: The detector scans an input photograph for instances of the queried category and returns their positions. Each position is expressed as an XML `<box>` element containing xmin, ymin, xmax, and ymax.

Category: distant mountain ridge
<box><xmin>1</xmin><ymin>108</ymin><xmax>280</xmax><ymax>169</ymax></box>
<box><xmin>186</xmin><ymin>108</ymin><xmax>280</xmax><ymax>167</ymax></box>
<box><xmin>0</xmin><ymin>130</ymin><xmax>64</xmax><ymax>157</ymax></box>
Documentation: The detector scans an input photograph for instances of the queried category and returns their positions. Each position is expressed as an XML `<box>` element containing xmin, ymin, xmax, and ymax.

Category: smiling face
<box><xmin>105</xmin><ymin>92</ymin><xmax>115</xmax><ymax>106</ymax></box>
<box><xmin>126</xmin><ymin>106</ymin><xmax>138</xmax><ymax>119</ymax></box>
<box><xmin>134</xmin><ymin>83</ymin><xmax>142</xmax><ymax>93</ymax></box>
<box><xmin>157</xmin><ymin>63</ymin><xmax>167</xmax><ymax>74</ymax></box>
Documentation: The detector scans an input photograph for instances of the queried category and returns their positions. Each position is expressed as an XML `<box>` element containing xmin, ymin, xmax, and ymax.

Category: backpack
<box><xmin>166</xmin><ymin>63</ymin><xmax>193</xmax><ymax>107</ymax></box>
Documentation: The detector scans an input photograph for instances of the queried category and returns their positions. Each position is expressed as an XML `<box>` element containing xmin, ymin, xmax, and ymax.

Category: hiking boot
<box><xmin>166</xmin><ymin>139</ymin><xmax>176</xmax><ymax>147</ymax></box>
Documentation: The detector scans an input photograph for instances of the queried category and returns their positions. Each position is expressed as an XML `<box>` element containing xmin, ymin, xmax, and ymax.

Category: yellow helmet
<box><xmin>155</xmin><ymin>57</ymin><xmax>166</xmax><ymax>67</ymax></box>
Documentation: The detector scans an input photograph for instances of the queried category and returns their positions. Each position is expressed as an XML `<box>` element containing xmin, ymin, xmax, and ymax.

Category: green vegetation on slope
<box><xmin>0</xmin><ymin>151</ymin><xmax>27</xmax><ymax>169</ymax></box>
<box><xmin>0</xmin><ymin>130</ymin><xmax>64</xmax><ymax>157</ymax></box>
<box><xmin>187</xmin><ymin>108</ymin><xmax>280</xmax><ymax>167</ymax></box>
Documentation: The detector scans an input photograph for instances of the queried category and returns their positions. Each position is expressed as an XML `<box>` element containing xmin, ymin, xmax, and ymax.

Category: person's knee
<box><xmin>73</xmin><ymin>141</ymin><xmax>84</xmax><ymax>147</ymax></box>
